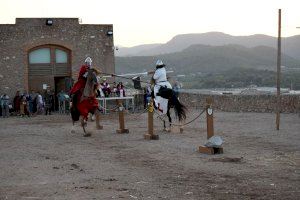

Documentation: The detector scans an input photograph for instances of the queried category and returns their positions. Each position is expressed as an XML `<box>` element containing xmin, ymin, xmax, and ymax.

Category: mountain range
<box><xmin>115</xmin><ymin>44</ymin><xmax>300</xmax><ymax>75</ymax></box>
<box><xmin>115</xmin><ymin>32</ymin><xmax>300</xmax><ymax>60</ymax></box>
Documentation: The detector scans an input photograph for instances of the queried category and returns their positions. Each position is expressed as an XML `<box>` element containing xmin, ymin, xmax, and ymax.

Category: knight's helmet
<box><xmin>85</xmin><ymin>57</ymin><xmax>92</xmax><ymax>67</ymax></box>
<box><xmin>156</xmin><ymin>59</ymin><xmax>165</xmax><ymax>68</ymax></box>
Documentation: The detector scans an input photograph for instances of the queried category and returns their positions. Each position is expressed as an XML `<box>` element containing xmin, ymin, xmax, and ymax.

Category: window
<box><xmin>29</xmin><ymin>48</ymin><xmax>51</xmax><ymax>64</ymax></box>
<box><xmin>28</xmin><ymin>45</ymin><xmax>70</xmax><ymax>77</ymax></box>
<box><xmin>55</xmin><ymin>49</ymin><xmax>68</xmax><ymax>63</ymax></box>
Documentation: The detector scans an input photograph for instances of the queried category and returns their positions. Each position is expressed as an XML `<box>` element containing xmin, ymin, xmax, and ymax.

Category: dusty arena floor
<box><xmin>0</xmin><ymin>111</ymin><xmax>299</xmax><ymax>200</ymax></box>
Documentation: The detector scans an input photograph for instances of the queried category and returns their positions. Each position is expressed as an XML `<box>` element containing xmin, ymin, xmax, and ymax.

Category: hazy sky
<box><xmin>1</xmin><ymin>0</ymin><xmax>299</xmax><ymax>47</ymax></box>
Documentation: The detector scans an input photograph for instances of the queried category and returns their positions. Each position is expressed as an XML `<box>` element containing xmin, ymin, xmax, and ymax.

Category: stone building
<box><xmin>0</xmin><ymin>18</ymin><xmax>114</xmax><ymax>99</ymax></box>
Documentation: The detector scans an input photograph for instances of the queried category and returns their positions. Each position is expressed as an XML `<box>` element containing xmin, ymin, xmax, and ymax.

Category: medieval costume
<box><xmin>70</xmin><ymin>57</ymin><xmax>99</xmax><ymax>120</ymax></box>
<box><xmin>152</xmin><ymin>60</ymin><xmax>172</xmax><ymax>114</ymax></box>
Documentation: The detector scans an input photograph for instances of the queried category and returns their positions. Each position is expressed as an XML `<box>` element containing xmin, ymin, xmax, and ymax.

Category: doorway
<box><xmin>54</xmin><ymin>77</ymin><xmax>72</xmax><ymax>111</ymax></box>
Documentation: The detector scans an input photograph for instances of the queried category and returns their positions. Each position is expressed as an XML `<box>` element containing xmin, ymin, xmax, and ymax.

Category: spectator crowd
<box><xmin>0</xmin><ymin>89</ymin><xmax>70</xmax><ymax>118</ymax></box>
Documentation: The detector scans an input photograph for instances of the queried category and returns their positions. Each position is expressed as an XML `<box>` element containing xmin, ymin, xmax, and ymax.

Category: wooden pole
<box><xmin>199</xmin><ymin>97</ymin><xmax>223</xmax><ymax>154</ymax></box>
<box><xmin>206</xmin><ymin>97</ymin><xmax>214</xmax><ymax>139</ymax></box>
<box><xmin>116</xmin><ymin>100</ymin><xmax>129</xmax><ymax>134</ymax></box>
<box><xmin>144</xmin><ymin>99</ymin><xmax>159</xmax><ymax>140</ymax></box>
<box><xmin>276</xmin><ymin>9</ymin><xmax>281</xmax><ymax>130</ymax></box>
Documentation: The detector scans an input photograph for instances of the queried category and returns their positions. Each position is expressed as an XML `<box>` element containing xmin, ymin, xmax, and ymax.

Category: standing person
<box><xmin>116</xmin><ymin>82</ymin><xmax>125</xmax><ymax>97</ymax></box>
<box><xmin>57</xmin><ymin>90</ymin><xmax>66</xmax><ymax>113</ymax></box>
<box><xmin>28</xmin><ymin>91</ymin><xmax>35</xmax><ymax>115</ymax></box>
<box><xmin>112</xmin><ymin>82</ymin><xmax>117</xmax><ymax>97</ymax></box>
<box><xmin>96</xmin><ymin>81</ymin><xmax>105</xmax><ymax>98</ymax></box>
<box><xmin>173</xmin><ymin>81</ymin><xmax>181</xmax><ymax>99</ymax></box>
<box><xmin>143</xmin><ymin>84</ymin><xmax>152</xmax><ymax>109</ymax></box>
<box><xmin>36</xmin><ymin>92</ymin><xmax>44</xmax><ymax>115</ymax></box>
<box><xmin>102</xmin><ymin>78</ymin><xmax>111</xmax><ymax>97</ymax></box>
<box><xmin>20</xmin><ymin>95</ymin><xmax>27</xmax><ymax>117</ymax></box>
<box><xmin>1</xmin><ymin>94</ymin><xmax>10</xmax><ymax>118</ymax></box>
<box><xmin>31</xmin><ymin>91</ymin><xmax>38</xmax><ymax>115</ymax></box>
<box><xmin>148</xmin><ymin>60</ymin><xmax>172</xmax><ymax>114</ymax></box>
<box><xmin>44</xmin><ymin>89</ymin><xmax>53</xmax><ymax>115</ymax></box>
<box><xmin>13</xmin><ymin>91</ymin><xmax>21</xmax><ymax>115</ymax></box>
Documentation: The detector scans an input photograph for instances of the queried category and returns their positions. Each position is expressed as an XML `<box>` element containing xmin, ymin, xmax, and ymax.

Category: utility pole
<box><xmin>276</xmin><ymin>9</ymin><xmax>281</xmax><ymax>130</ymax></box>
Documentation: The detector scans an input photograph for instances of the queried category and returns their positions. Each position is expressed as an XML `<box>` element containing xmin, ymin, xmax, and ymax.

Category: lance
<box><xmin>101</xmin><ymin>71</ymin><xmax>174</xmax><ymax>79</ymax></box>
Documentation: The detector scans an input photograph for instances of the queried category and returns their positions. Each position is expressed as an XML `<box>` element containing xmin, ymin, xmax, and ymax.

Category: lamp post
<box><xmin>276</xmin><ymin>9</ymin><xmax>281</xmax><ymax>131</ymax></box>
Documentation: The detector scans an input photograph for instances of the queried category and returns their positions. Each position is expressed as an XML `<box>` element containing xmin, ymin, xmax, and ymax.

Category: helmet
<box><xmin>156</xmin><ymin>60</ymin><xmax>165</xmax><ymax>67</ymax></box>
<box><xmin>84</xmin><ymin>57</ymin><xmax>92</xmax><ymax>67</ymax></box>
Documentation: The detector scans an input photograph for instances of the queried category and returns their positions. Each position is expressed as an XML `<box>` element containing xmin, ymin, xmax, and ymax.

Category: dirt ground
<box><xmin>0</xmin><ymin>110</ymin><xmax>299</xmax><ymax>200</ymax></box>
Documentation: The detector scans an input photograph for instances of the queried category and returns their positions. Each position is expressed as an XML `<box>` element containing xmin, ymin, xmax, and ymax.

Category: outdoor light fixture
<box><xmin>107</xmin><ymin>30</ymin><xmax>113</xmax><ymax>36</ymax></box>
<box><xmin>46</xmin><ymin>19</ymin><xmax>53</xmax><ymax>26</ymax></box>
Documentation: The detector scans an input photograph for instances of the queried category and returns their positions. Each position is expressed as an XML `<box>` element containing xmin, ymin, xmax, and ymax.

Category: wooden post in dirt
<box><xmin>276</xmin><ymin>9</ymin><xmax>282</xmax><ymax>130</ymax></box>
<box><xmin>206</xmin><ymin>97</ymin><xmax>214</xmax><ymax>139</ymax></box>
<box><xmin>96</xmin><ymin>113</ymin><xmax>103</xmax><ymax>130</ymax></box>
<box><xmin>199</xmin><ymin>97</ymin><xmax>223</xmax><ymax>154</ymax></box>
<box><xmin>116</xmin><ymin>100</ymin><xmax>129</xmax><ymax>134</ymax></box>
<box><xmin>144</xmin><ymin>99</ymin><xmax>159</xmax><ymax>140</ymax></box>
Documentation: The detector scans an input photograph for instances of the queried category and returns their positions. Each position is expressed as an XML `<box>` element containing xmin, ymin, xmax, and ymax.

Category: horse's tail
<box><xmin>70</xmin><ymin>93</ymin><xmax>80</xmax><ymax>122</ymax></box>
<box><xmin>171</xmin><ymin>94</ymin><xmax>187</xmax><ymax>122</ymax></box>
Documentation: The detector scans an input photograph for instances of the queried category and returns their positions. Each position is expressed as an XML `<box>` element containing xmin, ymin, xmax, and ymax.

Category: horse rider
<box><xmin>70</xmin><ymin>57</ymin><xmax>100</xmax><ymax>120</ymax></box>
<box><xmin>70</xmin><ymin>57</ymin><xmax>92</xmax><ymax>96</ymax></box>
<box><xmin>148</xmin><ymin>60</ymin><xmax>172</xmax><ymax>114</ymax></box>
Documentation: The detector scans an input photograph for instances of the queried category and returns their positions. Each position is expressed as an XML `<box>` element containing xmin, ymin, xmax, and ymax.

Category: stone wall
<box><xmin>0</xmin><ymin>18</ymin><xmax>114</xmax><ymax>97</ymax></box>
<box><xmin>132</xmin><ymin>92</ymin><xmax>300</xmax><ymax>113</ymax></box>
<box><xmin>178</xmin><ymin>93</ymin><xmax>300</xmax><ymax>113</ymax></box>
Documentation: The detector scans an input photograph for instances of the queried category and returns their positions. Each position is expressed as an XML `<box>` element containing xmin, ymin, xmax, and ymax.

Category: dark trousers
<box><xmin>45</xmin><ymin>107</ymin><xmax>51</xmax><ymax>115</ymax></box>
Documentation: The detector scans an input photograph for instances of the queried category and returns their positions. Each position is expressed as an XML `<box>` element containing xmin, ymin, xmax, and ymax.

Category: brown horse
<box><xmin>70</xmin><ymin>68</ymin><xmax>102</xmax><ymax>136</ymax></box>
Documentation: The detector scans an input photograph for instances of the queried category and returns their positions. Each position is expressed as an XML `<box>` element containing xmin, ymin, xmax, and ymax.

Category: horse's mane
<box><xmin>83</xmin><ymin>69</ymin><xmax>99</xmax><ymax>98</ymax></box>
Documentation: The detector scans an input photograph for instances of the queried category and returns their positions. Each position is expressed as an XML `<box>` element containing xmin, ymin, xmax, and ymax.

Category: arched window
<box><xmin>55</xmin><ymin>49</ymin><xmax>68</xmax><ymax>63</ymax></box>
<box><xmin>28</xmin><ymin>45</ymin><xmax>71</xmax><ymax>76</ymax></box>
<box><xmin>28</xmin><ymin>44</ymin><xmax>72</xmax><ymax>96</ymax></box>
<box><xmin>29</xmin><ymin>48</ymin><xmax>51</xmax><ymax>64</ymax></box>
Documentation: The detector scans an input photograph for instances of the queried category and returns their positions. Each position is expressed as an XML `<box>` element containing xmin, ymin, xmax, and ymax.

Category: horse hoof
<box><xmin>71</xmin><ymin>129</ymin><xmax>75</xmax><ymax>133</ymax></box>
<box><xmin>163</xmin><ymin>128</ymin><xmax>171</xmax><ymax>132</ymax></box>
<box><xmin>83</xmin><ymin>132</ymin><xmax>92</xmax><ymax>137</ymax></box>
<box><xmin>96</xmin><ymin>125</ymin><xmax>103</xmax><ymax>130</ymax></box>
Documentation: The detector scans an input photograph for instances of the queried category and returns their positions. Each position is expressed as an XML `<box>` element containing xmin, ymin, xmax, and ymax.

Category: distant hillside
<box><xmin>115</xmin><ymin>44</ymin><xmax>300</xmax><ymax>75</ymax></box>
<box><xmin>117</xmin><ymin>32</ymin><xmax>300</xmax><ymax>60</ymax></box>
<box><xmin>115</xmin><ymin>43</ymin><xmax>162</xmax><ymax>57</ymax></box>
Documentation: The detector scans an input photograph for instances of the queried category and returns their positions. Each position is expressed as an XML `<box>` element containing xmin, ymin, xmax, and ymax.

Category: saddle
<box><xmin>157</xmin><ymin>86</ymin><xmax>173</xmax><ymax>99</ymax></box>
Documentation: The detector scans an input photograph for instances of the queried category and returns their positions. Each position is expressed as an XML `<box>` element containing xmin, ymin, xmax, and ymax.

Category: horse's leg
<box><xmin>81</xmin><ymin>116</ymin><xmax>91</xmax><ymax>137</ymax></box>
<box><xmin>163</xmin><ymin>120</ymin><xmax>166</xmax><ymax>131</ymax></box>
<box><xmin>166</xmin><ymin>106</ymin><xmax>172</xmax><ymax>132</ymax></box>
<box><xmin>95</xmin><ymin>108</ymin><xmax>103</xmax><ymax>130</ymax></box>
<box><xmin>71</xmin><ymin>120</ymin><xmax>76</xmax><ymax>133</ymax></box>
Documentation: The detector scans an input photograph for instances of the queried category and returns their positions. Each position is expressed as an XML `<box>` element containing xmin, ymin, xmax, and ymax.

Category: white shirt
<box><xmin>37</xmin><ymin>94</ymin><xmax>43</xmax><ymax>104</ymax></box>
<box><xmin>153</xmin><ymin>67</ymin><xmax>172</xmax><ymax>99</ymax></box>
<box><xmin>153</xmin><ymin>68</ymin><xmax>167</xmax><ymax>85</ymax></box>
